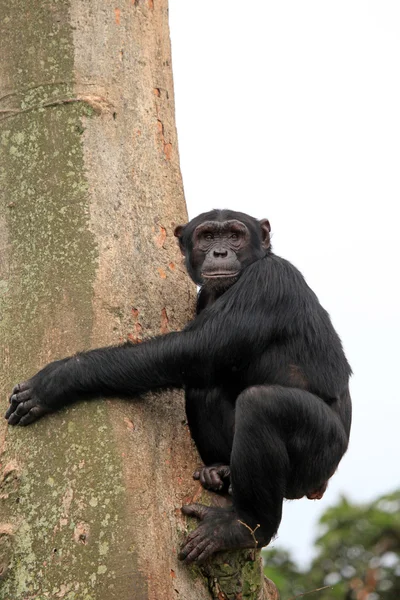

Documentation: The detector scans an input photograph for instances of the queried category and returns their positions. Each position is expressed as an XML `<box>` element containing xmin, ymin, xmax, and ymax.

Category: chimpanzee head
<box><xmin>174</xmin><ymin>209</ymin><xmax>271</xmax><ymax>289</ymax></box>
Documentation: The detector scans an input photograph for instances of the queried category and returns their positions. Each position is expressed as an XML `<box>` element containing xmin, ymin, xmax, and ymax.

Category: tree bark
<box><xmin>0</xmin><ymin>1</ymin><xmax>278</xmax><ymax>598</ymax></box>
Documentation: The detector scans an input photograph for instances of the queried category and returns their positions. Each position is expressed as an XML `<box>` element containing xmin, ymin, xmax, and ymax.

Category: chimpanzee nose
<box><xmin>213</xmin><ymin>248</ymin><xmax>228</xmax><ymax>258</ymax></box>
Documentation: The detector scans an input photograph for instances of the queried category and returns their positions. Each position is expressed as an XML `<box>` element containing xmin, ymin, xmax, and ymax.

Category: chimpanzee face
<box><xmin>174</xmin><ymin>210</ymin><xmax>271</xmax><ymax>288</ymax></box>
<box><xmin>192</xmin><ymin>219</ymin><xmax>251</xmax><ymax>283</ymax></box>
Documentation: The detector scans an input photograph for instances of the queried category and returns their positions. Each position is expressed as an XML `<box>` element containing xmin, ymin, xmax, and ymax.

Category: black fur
<box><xmin>6</xmin><ymin>209</ymin><xmax>352</xmax><ymax>564</ymax></box>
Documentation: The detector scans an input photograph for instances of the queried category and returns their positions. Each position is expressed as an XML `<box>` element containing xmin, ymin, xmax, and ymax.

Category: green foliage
<box><xmin>263</xmin><ymin>490</ymin><xmax>400</xmax><ymax>600</ymax></box>
<box><xmin>263</xmin><ymin>548</ymin><xmax>305</xmax><ymax>598</ymax></box>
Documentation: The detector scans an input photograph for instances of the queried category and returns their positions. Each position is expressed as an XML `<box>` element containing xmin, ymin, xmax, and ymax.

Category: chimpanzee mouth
<box><xmin>202</xmin><ymin>272</ymin><xmax>239</xmax><ymax>279</ymax></box>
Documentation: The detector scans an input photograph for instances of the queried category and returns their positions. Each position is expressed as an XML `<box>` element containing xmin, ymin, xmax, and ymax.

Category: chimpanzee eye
<box><xmin>204</xmin><ymin>233</ymin><xmax>214</xmax><ymax>241</ymax></box>
<box><xmin>230</xmin><ymin>233</ymin><xmax>238</xmax><ymax>240</ymax></box>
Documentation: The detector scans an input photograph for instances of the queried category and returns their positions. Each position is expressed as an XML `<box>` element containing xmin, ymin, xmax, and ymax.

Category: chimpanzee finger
<box><xmin>5</xmin><ymin>404</ymin><xmax>15</xmax><ymax>420</ymax></box>
<box><xmin>7</xmin><ymin>400</ymin><xmax>43</xmax><ymax>425</ymax></box>
<box><xmin>193</xmin><ymin>470</ymin><xmax>200</xmax><ymax>480</ymax></box>
<box><xmin>203</xmin><ymin>468</ymin><xmax>216</xmax><ymax>488</ymax></box>
<box><xmin>181</xmin><ymin>537</ymin><xmax>211</xmax><ymax>564</ymax></box>
<box><xmin>216</xmin><ymin>465</ymin><xmax>231</xmax><ymax>480</ymax></box>
<box><xmin>178</xmin><ymin>537</ymin><xmax>200</xmax><ymax>560</ymax></box>
<box><xmin>11</xmin><ymin>381</ymin><xmax>30</xmax><ymax>397</ymax></box>
<box><xmin>8</xmin><ymin>412</ymin><xmax>22</xmax><ymax>426</ymax></box>
<box><xmin>178</xmin><ymin>526</ymin><xmax>206</xmax><ymax>558</ymax></box>
<box><xmin>209</xmin><ymin>469</ymin><xmax>223</xmax><ymax>489</ymax></box>
<box><xmin>181</xmin><ymin>503</ymin><xmax>209</xmax><ymax>521</ymax></box>
<box><xmin>186</xmin><ymin>521</ymin><xmax>208</xmax><ymax>546</ymax></box>
<box><xmin>5</xmin><ymin>395</ymin><xmax>22</xmax><ymax>419</ymax></box>
<box><xmin>192</xmin><ymin>542</ymin><xmax>217</xmax><ymax>564</ymax></box>
<box><xmin>18</xmin><ymin>405</ymin><xmax>48</xmax><ymax>426</ymax></box>
<box><xmin>7</xmin><ymin>402</ymin><xmax>32</xmax><ymax>425</ymax></box>
<box><xmin>199</xmin><ymin>469</ymin><xmax>207</xmax><ymax>487</ymax></box>
<box><xmin>14</xmin><ymin>399</ymin><xmax>37</xmax><ymax>417</ymax></box>
<box><xmin>10</xmin><ymin>389</ymin><xmax>32</xmax><ymax>404</ymax></box>
<box><xmin>199</xmin><ymin>469</ymin><xmax>220</xmax><ymax>489</ymax></box>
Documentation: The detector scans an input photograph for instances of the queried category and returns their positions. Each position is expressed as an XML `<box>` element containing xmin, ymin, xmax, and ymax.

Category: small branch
<box><xmin>288</xmin><ymin>585</ymin><xmax>332</xmax><ymax>599</ymax></box>
<box><xmin>238</xmin><ymin>519</ymin><xmax>261</xmax><ymax>548</ymax></box>
<box><xmin>0</xmin><ymin>95</ymin><xmax>114</xmax><ymax>122</ymax></box>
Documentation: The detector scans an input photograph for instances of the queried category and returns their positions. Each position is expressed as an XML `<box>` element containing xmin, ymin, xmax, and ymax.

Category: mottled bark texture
<box><xmin>0</xmin><ymin>1</ymin><xmax>278</xmax><ymax>598</ymax></box>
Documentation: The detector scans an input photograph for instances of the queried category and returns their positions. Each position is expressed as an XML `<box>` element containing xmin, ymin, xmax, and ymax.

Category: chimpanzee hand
<box><xmin>193</xmin><ymin>464</ymin><xmax>231</xmax><ymax>493</ymax></box>
<box><xmin>5</xmin><ymin>358</ymin><xmax>71</xmax><ymax>426</ymax></box>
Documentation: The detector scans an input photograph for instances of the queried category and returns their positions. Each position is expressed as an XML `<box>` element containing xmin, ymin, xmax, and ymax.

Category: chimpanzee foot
<box><xmin>5</xmin><ymin>381</ymin><xmax>50</xmax><ymax>426</ymax></box>
<box><xmin>193</xmin><ymin>464</ymin><xmax>231</xmax><ymax>493</ymax></box>
<box><xmin>307</xmin><ymin>480</ymin><xmax>328</xmax><ymax>500</ymax></box>
<box><xmin>179</xmin><ymin>503</ymin><xmax>266</xmax><ymax>564</ymax></box>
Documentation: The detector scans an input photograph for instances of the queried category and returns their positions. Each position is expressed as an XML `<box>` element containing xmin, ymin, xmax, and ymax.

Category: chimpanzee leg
<box><xmin>229</xmin><ymin>386</ymin><xmax>289</xmax><ymax>543</ymax></box>
<box><xmin>185</xmin><ymin>387</ymin><xmax>235</xmax><ymax>466</ymax></box>
<box><xmin>231</xmin><ymin>385</ymin><xmax>349</xmax><ymax>538</ymax></box>
<box><xmin>185</xmin><ymin>387</ymin><xmax>235</xmax><ymax>492</ymax></box>
<box><xmin>180</xmin><ymin>385</ymin><xmax>348</xmax><ymax>563</ymax></box>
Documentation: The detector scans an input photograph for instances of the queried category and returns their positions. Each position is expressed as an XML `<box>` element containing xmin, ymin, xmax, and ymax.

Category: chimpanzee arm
<box><xmin>6</xmin><ymin>308</ymin><xmax>272</xmax><ymax>426</ymax></box>
<box><xmin>51</xmin><ymin>315</ymin><xmax>268</xmax><ymax>396</ymax></box>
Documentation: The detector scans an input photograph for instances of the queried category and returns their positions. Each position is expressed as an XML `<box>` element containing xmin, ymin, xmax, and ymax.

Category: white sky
<box><xmin>169</xmin><ymin>0</ymin><xmax>400</xmax><ymax>567</ymax></box>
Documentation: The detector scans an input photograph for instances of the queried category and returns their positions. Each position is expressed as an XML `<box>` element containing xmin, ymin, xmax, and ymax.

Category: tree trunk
<box><xmin>0</xmin><ymin>1</ymin><xmax>278</xmax><ymax>598</ymax></box>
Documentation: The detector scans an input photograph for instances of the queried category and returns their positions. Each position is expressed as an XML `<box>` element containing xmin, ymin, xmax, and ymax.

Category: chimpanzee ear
<box><xmin>259</xmin><ymin>219</ymin><xmax>271</xmax><ymax>249</ymax></box>
<box><xmin>174</xmin><ymin>225</ymin><xmax>185</xmax><ymax>238</ymax></box>
<box><xmin>174</xmin><ymin>224</ymin><xmax>187</xmax><ymax>254</ymax></box>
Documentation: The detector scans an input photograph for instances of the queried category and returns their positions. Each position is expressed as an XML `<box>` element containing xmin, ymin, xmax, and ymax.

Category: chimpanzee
<box><xmin>6</xmin><ymin>209</ymin><xmax>352</xmax><ymax>564</ymax></box>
